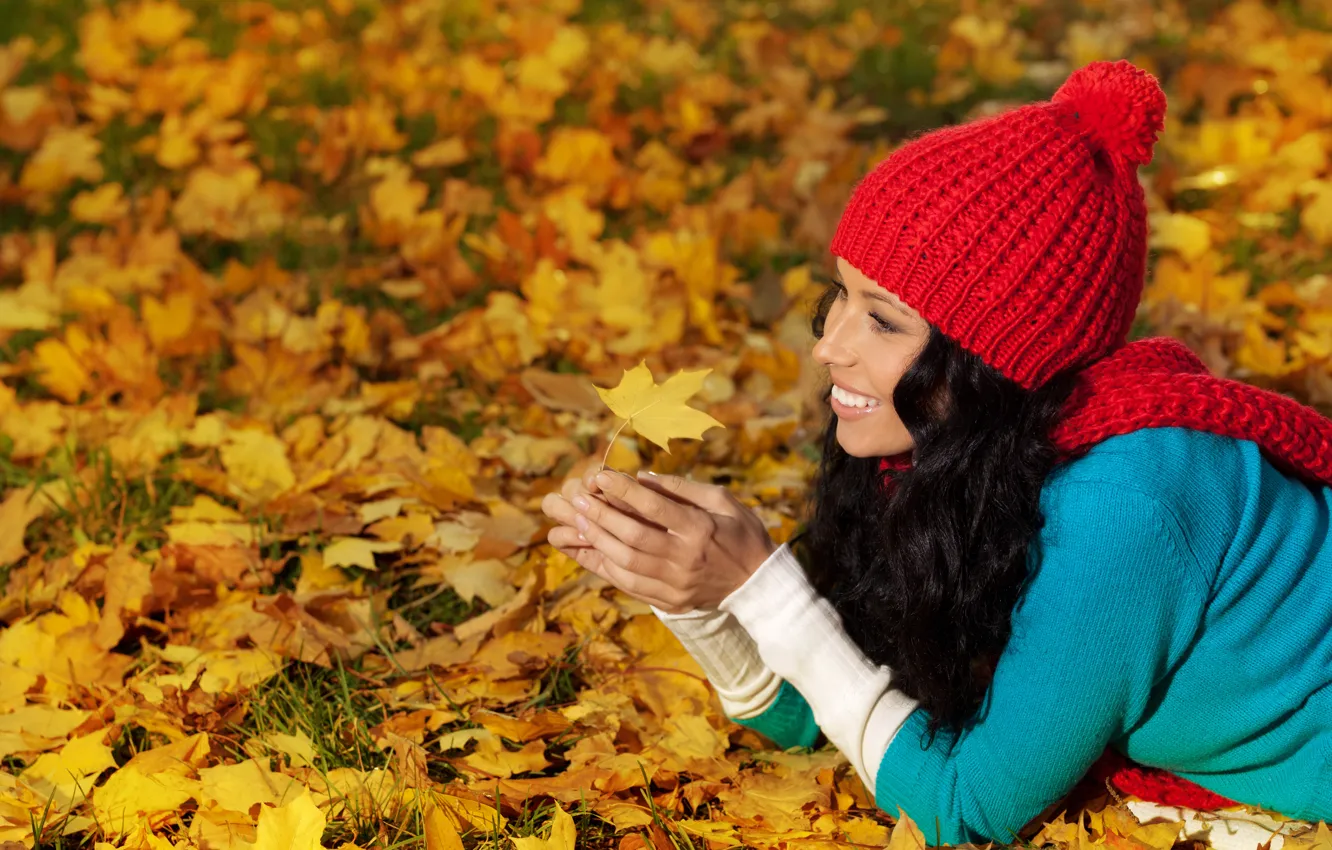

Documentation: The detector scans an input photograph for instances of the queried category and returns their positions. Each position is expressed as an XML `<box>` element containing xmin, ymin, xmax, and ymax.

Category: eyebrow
<box><xmin>863</xmin><ymin>287</ymin><xmax>915</xmax><ymax>318</ymax></box>
<box><xmin>833</xmin><ymin>269</ymin><xmax>916</xmax><ymax>319</ymax></box>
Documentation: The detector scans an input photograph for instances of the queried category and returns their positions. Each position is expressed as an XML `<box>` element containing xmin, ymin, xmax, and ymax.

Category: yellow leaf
<box><xmin>594</xmin><ymin>361</ymin><xmax>724</xmax><ymax>453</ymax></box>
<box><xmin>171</xmin><ymin>495</ymin><xmax>246</xmax><ymax>523</ymax></box>
<box><xmin>886</xmin><ymin>809</ymin><xmax>928</xmax><ymax>850</ymax></box>
<box><xmin>33</xmin><ymin>336</ymin><xmax>90</xmax><ymax>403</ymax></box>
<box><xmin>156</xmin><ymin>646</ymin><xmax>286</xmax><ymax>695</ymax></box>
<box><xmin>252</xmin><ymin>792</ymin><xmax>326</xmax><ymax>850</ymax></box>
<box><xmin>20</xmin><ymin>730</ymin><xmax>117</xmax><ymax>811</ymax></box>
<box><xmin>370</xmin><ymin>167</ymin><xmax>429</xmax><ymax>238</ymax></box>
<box><xmin>128</xmin><ymin>0</ymin><xmax>196</xmax><ymax>47</ymax></box>
<box><xmin>534</xmin><ymin>128</ymin><xmax>617</xmax><ymax>188</ymax></box>
<box><xmin>1148</xmin><ymin>212</ymin><xmax>1212</xmax><ymax>261</ymax></box>
<box><xmin>424</xmin><ymin>803</ymin><xmax>466</xmax><ymax>850</ymax></box>
<box><xmin>438</xmin><ymin>557</ymin><xmax>517</xmax><ymax>607</ymax></box>
<box><xmin>1303</xmin><ymin>181</ymin><xmax>1332</xmax><ymax>246</ymax></box>
<box><xmin>19</xmin><ymin>126</ymin><xmax>104</xmax><ymax>195</ymax></box>
<box><xmin>425</xmin><ymin>792</ymin><xmax>507</xmax><ymax>833</ymax></box>
<box><xmin>197</xmin><ymin>758</ymin><xmax>298</xmax><ymax>814</ymax></box>
<box><xmin>412</xmin><ymin>137</ymin><xmax>470</xmax><ymax>169</ymax></box>
<box><xmin>0</xmin><ymin>485</ymin><xmax>50</xmax><ymax>568</ymax></box>
<box><xmin>92</xmin><ymin>767</ymin><xmax>198</xmax><ymax>835</ymax></box>
<box><xmin>70</xmin><ymin>183</ymin><xmax>129</xmax><ymax>223</ymax></box>
<box><xmin>142</xmin><ymin>291</ymin><xmax>197</xmax><ymax>349</ymax></box>
<box><xmin>1284</xmin><ymin>821</ymin><xmax>1332</xmax><ymax>850</ymax></box>
<box><xmin>263</xmin><ymin>730</ymin><xmax>320</xmax><ymax>769</ymax></box>
<box><xmin>463</xmin><ymin>732</ymin><xmax>551</xmax><ymax>778</ymax></box>
<box><xmin>511</xmin><ymin>803</ymin><xmax>576</xmax><ymax>850</ymax></box>
<box><xmin>219</xmin><ymin>429</ymin><xmax>296</xmax><ymax>502</ymax></box>
<box><xmin>323</xmin><ymin>536</ymin><xmax>402</xmax><ymax>570</ymax></box>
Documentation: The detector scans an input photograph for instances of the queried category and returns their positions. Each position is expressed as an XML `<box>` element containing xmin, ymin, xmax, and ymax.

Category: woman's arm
<box><xmin>717</xmin><ymin>543</ymin><xmax>921</xmax><ymax>787</ymax></box>
<box><xmin>651</xmin><ymin>605</ymin><xmax>823</xmax><ymax>749</ymax></box>
<box><xmin>723</xmin><ymin>485</ymin><xmax>1208</xmax><ymax>847</ymax></box>
<box><xmin>650</xmin><ymin>605</ymin><xmax>782</xmax><ymax>719</ymax></box>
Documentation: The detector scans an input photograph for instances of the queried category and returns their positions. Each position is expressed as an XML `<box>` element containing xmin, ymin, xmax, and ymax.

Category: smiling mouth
<box><xmin>830</xmin><ymin>384</ymin><xmax>882</xmax><ymax>409</ymax></box>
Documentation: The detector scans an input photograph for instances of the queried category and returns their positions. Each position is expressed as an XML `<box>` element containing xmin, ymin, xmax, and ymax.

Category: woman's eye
<box><xmin>869</xmin><ymin>312</ymin><xmax>898</xmax><ymax>334</ymax></box>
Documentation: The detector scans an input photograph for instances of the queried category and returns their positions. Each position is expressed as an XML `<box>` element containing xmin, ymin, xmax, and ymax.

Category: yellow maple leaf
<box><xmin>425</xmin><ymin>802</ymin><xmax>466</xmax><ymax>850</ymax></box>
<box><xmin>1284</xmin><ymin>821</ymin><xmax>1332</xmax><ymax>850</ymax></box>
<box><xmin>252</xmin><ymin>791</ymin><xmax>326</xmax><ymax>850</ymax></box>
<box><xmin>92</xmin><ymin>766</ymin><xmax>198</xmax><ymax>836</ymax></box>
<box><xmin>128</xmin><ymin>0</ymin><xmax>196</xmax><ymax>47</ymax></box>
<box><xmin>412</xmin><ymin>137</ymin><xmax>470</xmax><ymax>169</ymax></box>
<box><xmin>1148</xmin><ymin>212</ymin><xmax>1212</xmax><ymax>261</ymax></box>
<box><xmin>219</xmin><ymin>429</ymin><xmax>296</xmax><ymax>503</ymax></box>
<box><xmin>155</xmin><ymin>646</ymin><xmax>286</xmax><ymax>695</ymax></box>
<box><xmin>593</xmin><ymin>361</ymin><xmax>724</xmax><ymax>463</ymax></box>
<box><xmin>511</xmin><ymin>802</ymin><xmax>577</xmax><ymax>850</ymax></box>
<box><xmin>33</xmin><ymin>335</ymin><xmax>91</xmax><ymax>403</ymax></box>
<box><xmin>18</xmin><ymin>126</ymin><xmax>104</xmax><ymax>197</ymax></box>
<box><xmin>20</xmin><ymin>730</ymin><xmax>117</xmax><ymax>812</ymax></box>
<box><xmin>197</xmin><ymin>758</ymin><xmax>299</xmax><ymax>815</ymax></box>
<box><xmin>323</xmin><ymin>536</ymin><xmax>402</xmax><ymax>570</ymax></box>
<box><xmin>70</xmin><ymin>183</ymin><xmax>129</xmax><ymax>223</ymax></box>
<box><xmin>886</xmin><ymin>809</ymin><xmax>928</xmax><ymax>850</ymax></box>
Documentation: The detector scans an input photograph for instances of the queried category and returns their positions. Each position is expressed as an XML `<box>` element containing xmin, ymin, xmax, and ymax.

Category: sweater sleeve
<box><xmin>871</xmin><ymin>485</ymin><xmax>1208</xmax><ymax>846</ymax></box>
<box><xmin>722</xmin><ymin>486</ymin><xmax>1207</xmax><ymax>847</ymax></box>
<box><xmin>719</xmin><ymin>543</ymin><xmax>921</xmax><ymax>788</ymax></box>
<box><xmin>651</xmin><ymin>605</ymin><xmax>822</xmax><ymax>749</ymax></box>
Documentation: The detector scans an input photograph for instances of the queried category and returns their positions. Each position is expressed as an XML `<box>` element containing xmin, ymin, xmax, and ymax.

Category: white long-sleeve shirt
<box><xmin>652</xmin><ymin>542</ymin><xmax>920</xmax><ymax>791</ymax></box>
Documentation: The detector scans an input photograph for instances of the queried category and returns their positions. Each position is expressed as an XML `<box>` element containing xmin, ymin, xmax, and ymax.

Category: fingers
<box><xmin>566</xmin><ymin>543</ymin><xmax>686</xmax><ymax>610</ymax></box>
<box><xmin>548</xmin><ymin>525</ymin><xmax>589</xmax><ymax>551</ymax></box>
<box><xmin>542</xmin><ymin>492</ymin><xmax>583</xmax><ymax>529</ymax></box>
<box><xmin>552</xmin><ymin>522</ymin><xmax>687</xmax><ymax>609</ymax></box>
<box><xmin>633</xmin><ymin>471</ymin><xmax>737</xmax><ymax>516</ymax></box>
<box><xmin>559</xmin><ymin>472</ymin><xmax>657</xmax><ymax>526</ymax></box>
<box><xmin>592</xmin><ymin>471</ymin><xmax>699</xmax><ymax>532</ymax></box>
<box><xmin>573</xmin><ymin>505</ymin><xmax>673</xmax><ymax>569</ymax></box>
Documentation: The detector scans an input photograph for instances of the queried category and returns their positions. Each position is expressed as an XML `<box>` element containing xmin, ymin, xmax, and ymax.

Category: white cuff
<box><xmin>720</xmin><ymin>543</ymin><xmax>920</xmax><ymax>789</ymax></box>
<box><xmin>650</xmin><ymin>605</ymin><xmax>782</xmax><ymax>719</ymax></box>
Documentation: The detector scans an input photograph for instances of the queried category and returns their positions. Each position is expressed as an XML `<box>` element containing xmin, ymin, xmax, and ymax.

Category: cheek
<box><xmin>865</xmin><ymin>351</ymin><xmax>911</xmax><ymax>401</ymax></box>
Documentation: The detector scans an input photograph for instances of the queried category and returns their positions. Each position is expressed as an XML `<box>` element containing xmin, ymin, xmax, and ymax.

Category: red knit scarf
<box><xmin>878</xmin><ymin>336</ymin><xmax>1332</xmax><ymax>810</ymax></box>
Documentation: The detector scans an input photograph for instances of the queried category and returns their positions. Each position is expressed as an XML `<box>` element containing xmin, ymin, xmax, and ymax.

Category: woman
<box><xmin>540</xmin><ymin>60</ymin><xmax>1332</xmax><ymax>845</ymax></box>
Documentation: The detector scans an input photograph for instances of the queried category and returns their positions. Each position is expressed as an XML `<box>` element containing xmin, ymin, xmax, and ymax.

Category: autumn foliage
<box><xmin>1</xmin><ymin>0</ymin><xmax>1331</xmax><ymax>848</ymax></box>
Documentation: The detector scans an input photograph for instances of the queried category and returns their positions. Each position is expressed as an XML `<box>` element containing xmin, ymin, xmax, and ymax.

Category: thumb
<box><xmin>636</xmin><ymin>470</ymin><xmax>734</xmax><ymax>515</ymax></box>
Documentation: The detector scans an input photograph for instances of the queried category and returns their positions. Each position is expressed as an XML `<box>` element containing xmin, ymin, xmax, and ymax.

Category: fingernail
<box><xmin>577</xmin><ymin>532</ymin><xmax>586</xmax><ymax>541</ymax></box>
<box><xmin>575</xmin><ymin>515</ymin><xmax>589</xmax><ymax>531</ymax></box>
<box><xmin>595</xmin><ymin>472</ymin><xmax>612</xmax><ymax>488</ymax></box>
<box><xmin>572</xmin><ymin>495</ymin><xmax>590</xmax><ymax>511</ymax></box>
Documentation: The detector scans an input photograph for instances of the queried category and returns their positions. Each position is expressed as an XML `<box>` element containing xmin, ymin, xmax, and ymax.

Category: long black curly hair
<box><xmin>790</xmin><ymin>276</ymin><xmax>1083</xmax><ymax>750</ymax></box>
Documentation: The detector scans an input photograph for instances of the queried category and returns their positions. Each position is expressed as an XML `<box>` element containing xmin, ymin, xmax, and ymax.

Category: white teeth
<box><xmin>831</xmin><ymin>384</ymin><xmax>881</xmax><ymax>409</ymax></box>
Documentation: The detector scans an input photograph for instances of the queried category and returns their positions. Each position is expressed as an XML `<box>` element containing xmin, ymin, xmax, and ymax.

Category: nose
<box><xmin>813</xmin><ymin>303</ymin><xmax>855</xmax><ymax>367</ymax></box>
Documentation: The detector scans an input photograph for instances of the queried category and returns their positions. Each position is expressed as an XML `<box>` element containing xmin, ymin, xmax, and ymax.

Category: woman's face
<box><xmin>811</xmin><ymin>257</ymin><xmax>932</xmax><ymax>458</ymax></box>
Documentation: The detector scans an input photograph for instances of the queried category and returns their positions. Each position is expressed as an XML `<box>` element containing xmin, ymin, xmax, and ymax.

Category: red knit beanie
<box><xmin>830</xmin><ymin>60</ymin><xmax>1168</xmax><ymax>391</ymax></box>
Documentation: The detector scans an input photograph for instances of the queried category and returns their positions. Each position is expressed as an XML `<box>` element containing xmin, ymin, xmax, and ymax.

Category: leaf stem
<box><xmin>600</xmin><ymin>418</ymin><xmax>631</xmax><ymax>472</ymax></box>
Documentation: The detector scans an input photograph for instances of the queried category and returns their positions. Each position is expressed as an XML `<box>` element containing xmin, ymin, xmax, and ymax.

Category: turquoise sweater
<box><xmin>735</xmin><ymin>427</ymin><xmax>1332</xmax><ymax>845</ymax></box>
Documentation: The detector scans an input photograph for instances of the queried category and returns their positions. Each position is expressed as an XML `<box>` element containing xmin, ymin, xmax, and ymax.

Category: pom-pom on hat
<box><xmin>830</xmin><ymin>59</ymin><xmax>1168</xmax><ymax>390</ymax></box>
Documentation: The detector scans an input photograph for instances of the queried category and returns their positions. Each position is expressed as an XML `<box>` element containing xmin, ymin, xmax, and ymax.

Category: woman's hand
<box><xmin>540</xmin><ymin>469</ymin><xmax>778</xmax><ymax>614</ymax></box>
<box><xmin>542</xmin><ymin>467</ymin><xmax>650</xmax><ymax>567</ymax></box>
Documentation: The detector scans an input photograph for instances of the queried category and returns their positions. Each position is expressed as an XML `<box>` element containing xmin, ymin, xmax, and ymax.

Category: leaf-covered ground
<box><xmin>2</xmin><ymin>0</ymin><xmax>1332</xmax><ymax>848</ymax></box>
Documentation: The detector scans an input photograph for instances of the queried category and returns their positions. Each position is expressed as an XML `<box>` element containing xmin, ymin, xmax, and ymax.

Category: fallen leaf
<box><xmin>594</xmin><ymin>361</ymin><xmax>725</xmax><ymax>455</ymax></box>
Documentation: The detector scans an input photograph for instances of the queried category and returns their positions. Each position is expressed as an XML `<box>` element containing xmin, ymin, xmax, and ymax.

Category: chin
<box><xmin>835</xmin><ymin>425</ymin><xmax>907</xmax><ymax>459</ymax></box>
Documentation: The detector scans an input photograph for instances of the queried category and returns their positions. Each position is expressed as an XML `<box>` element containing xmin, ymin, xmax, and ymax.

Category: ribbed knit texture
<box><xmin>733</xmin><ymin>679</ymin><xmax>822</xmax><ymax>750</ymax></box>
<box><xmin>830</xmin><ymin>60</ymin><xmax>1166</xmax><ymax>390</ymax></box>
<box><xmin>1051</xmin><ymin>336</ymin><xmax>1332</xmax><ymax>485</ymax></box>
<box><xmin>772</xmin><ymin>428</ymin><xmax>1332</xmax><ymax>841</ymax></box>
